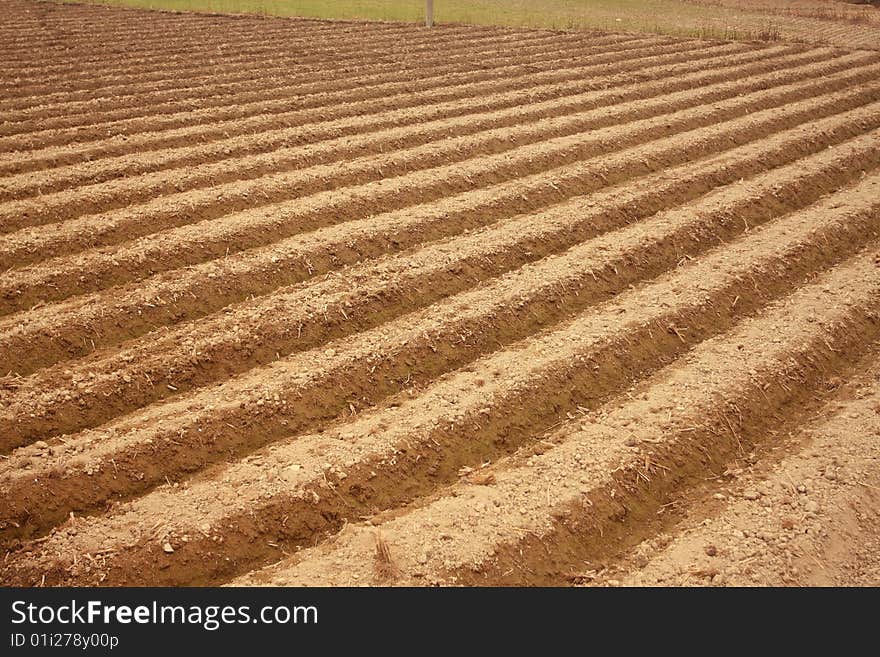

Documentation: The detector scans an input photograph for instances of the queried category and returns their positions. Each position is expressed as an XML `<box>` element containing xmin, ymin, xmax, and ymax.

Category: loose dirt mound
<box><xmin>1</xmin><ymin>0</ymin><xmax>879</xmax><ymax>587</ymax></box>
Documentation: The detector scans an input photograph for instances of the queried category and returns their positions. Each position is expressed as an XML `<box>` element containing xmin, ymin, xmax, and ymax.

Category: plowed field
<box><xmin>1</xmin><ymin>0</ymin><xmax>879</xmax><ymax>587</ymax></box>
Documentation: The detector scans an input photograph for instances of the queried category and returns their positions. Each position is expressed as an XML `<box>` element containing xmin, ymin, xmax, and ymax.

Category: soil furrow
<box><xmin>0</xmin><ymin>23</ymin><xmax>502</xmax><ymax>92</ymax></box>
<box><xmin>3</xmin><ymin>87</ymin><xmax>879</xmax><ymax>379</ymax></box>
<box><xmin>0</xmin><ymin>4</ymin><xmax>420</xmax><ymax>57</ymax></box>
<box><xmin>0</xmin><ymin>38</ymin><xmax>715</xmax><ymax>153</ymax></box>
<box><xmin>0</xmin><ymin>17</ymin><xmax>506</xmax><ymax>76</ymax></box>
<box><xmin>2</xmin><ymin>127</ymin><xmax>877</xmax><ymax>449</ymax></box>
<box><xmin>0</xmin><ymin>14</ymin><xmax>486</xmax><ymax>76</ymax></box>
<box><xmin>615</xmin><ymin>356</ymin><xmax>880</xmax><ymax>587</ymax></box>
<box><xmin>0</xmin><ymin>34</ymin><xmax>675</xmax><ymax>139</ymax></box>
<box><xmin>0</xmin><ymin>44</ymin><xmax>806</xmax><ymax>201</ymax></box>
<box><xmin>1</xmin><ymin>30</ymin><xmax>636</xmax><ymax>115</ymax></box>
<box><xmin>232</xmin><ymin>251</ymin><xmax>880</xmax><ymax>587</ymax></box>
<box><xmin>0</xmin><ymin>41</ymin><xmax>758</xmax><ymax>177</ymax></box>
<box><xmin>3</xmin><ymin>60</ymin><xmax>876</xmax><ymax>270</ymax></box>
<box><xmin>4</xmin><ymin>0</ymin><xmax>880</xmax><ymax>589</ymax></box>
<box><xmin>1</xmin><ymin>180</ymin><xmax>876</xmax><ymax>583</ymax></box>
<box><xmin>0</xmin><ymin>46</ymin><xmax>833</xmax><ymax>226</ymax></box>
<box><xmin>0</xmin><ymin>29</ymin><xmax>614</xmax><ymax>120</ymax></box>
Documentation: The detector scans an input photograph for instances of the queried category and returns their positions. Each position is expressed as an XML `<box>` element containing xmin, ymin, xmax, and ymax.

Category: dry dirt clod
<box><xmin>468</xmin><ymin>472</ymin><xmax>496</xmax><ymax>485</ymax></box>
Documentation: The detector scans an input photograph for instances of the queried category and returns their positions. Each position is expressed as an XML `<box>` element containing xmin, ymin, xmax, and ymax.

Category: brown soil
<box><xmin>685</xmin><ymin>0</ymin><xmax>880</xmax><ymax>48</ymax></box>
<box><xmin>1</xmin><ymin>0</ymin><xmax>879</xmax><ymax>587</ymax></box>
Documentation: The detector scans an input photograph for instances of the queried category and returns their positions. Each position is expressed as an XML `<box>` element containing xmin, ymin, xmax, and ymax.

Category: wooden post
<box><xmin>426</xmin><ymin>0</ymin><xmax>434</xmax><ymax>27</ymax></box>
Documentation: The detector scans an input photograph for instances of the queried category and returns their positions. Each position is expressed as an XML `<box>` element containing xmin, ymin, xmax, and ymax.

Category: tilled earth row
<box><xmin>1</xmin><ymin>0</ymin><xmax>878</xmax><ymax>587</ymax></box>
